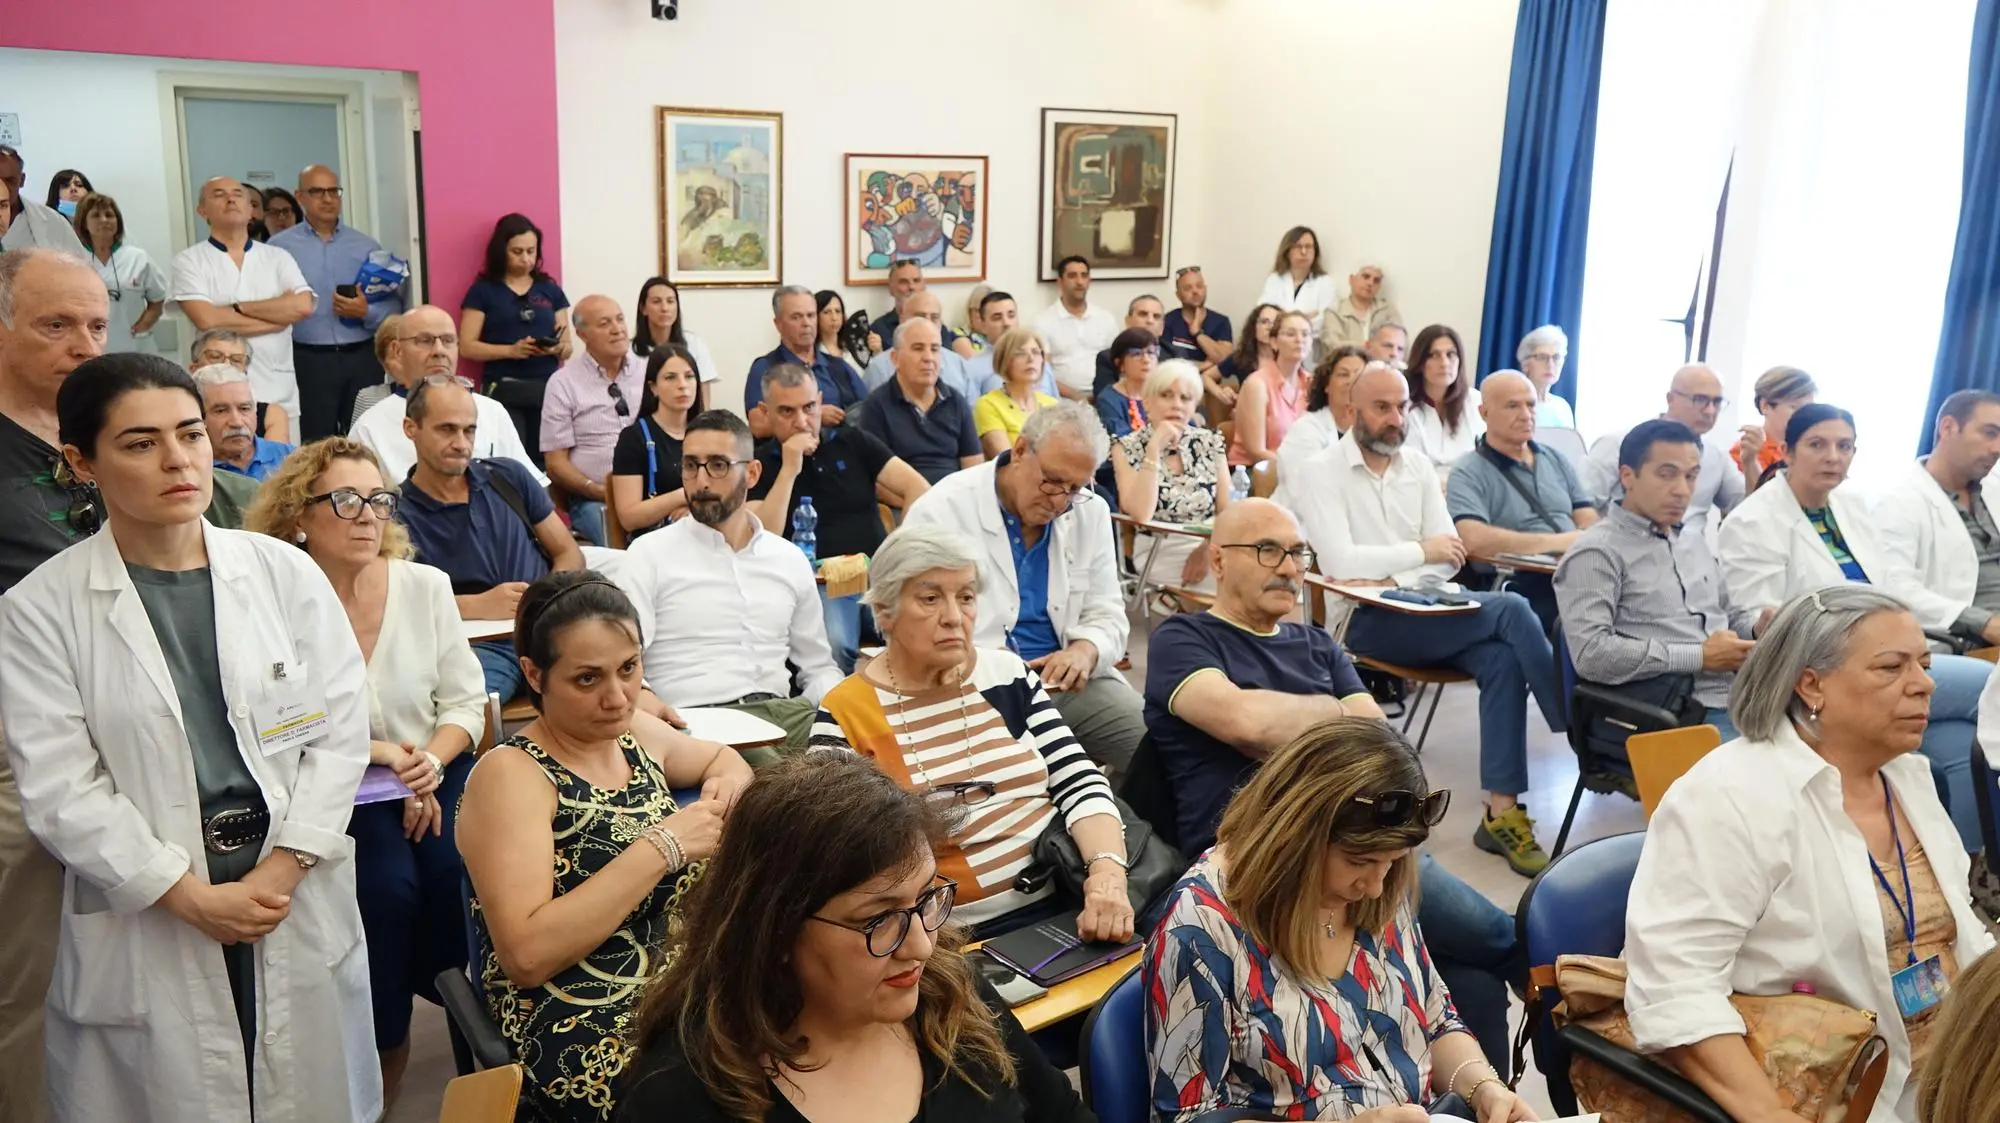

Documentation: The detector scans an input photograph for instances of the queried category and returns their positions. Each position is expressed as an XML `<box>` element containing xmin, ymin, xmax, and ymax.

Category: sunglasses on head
<box><xmin>1335</xmin><ymin>788</ymin><xmax>1451</xmax><ymax>833</ymax></box>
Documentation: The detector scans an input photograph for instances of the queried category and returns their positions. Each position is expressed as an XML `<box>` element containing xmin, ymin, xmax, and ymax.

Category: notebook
<box><xmin>979</xmin><ymin>910</ymin><xmax>1140</xmax><ymax>986</ymax></box>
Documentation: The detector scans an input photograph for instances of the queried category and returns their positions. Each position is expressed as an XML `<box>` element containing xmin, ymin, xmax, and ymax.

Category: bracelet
<box><xmin>1444</xmin><ymin>1058</ymin><xmax>1484</xmax><ymax>1099</ymax></box>
<box><xmin>1086</xmin><ymin>851</ymin><xmax>1129</xmax><ymax>871</ymax></box>
<box><xmin>422</xmin><ymin>750</ymin><xmax>444</xmax><ymax>781</ymax></box>
<box><xmin>642</xmin><ymin>821</ymin><xmax>685</xmax><ymax>871</ymax></box>
<box><xmin>1466</xmin><ymin>1076</ymin><xmax>1504</xmax><ymax>1102</ymax></box>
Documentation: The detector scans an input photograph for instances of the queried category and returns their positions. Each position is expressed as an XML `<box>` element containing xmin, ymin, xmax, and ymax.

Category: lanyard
<box><xmin>1865</xmin><ymin>775</ymin><xmax>1919</xmax><ymax>966</ymax></box>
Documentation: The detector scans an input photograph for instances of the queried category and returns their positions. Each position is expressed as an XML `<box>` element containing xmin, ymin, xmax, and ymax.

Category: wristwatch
<box><xmin>1086</xmin><ymin>851</ymin><xmax>1129</xmax><ymax>872</ymax></box>
<box><xmin>274</xmin><ymin>846</ymin><xmax>321</xmax><ymax>870</ymax></box>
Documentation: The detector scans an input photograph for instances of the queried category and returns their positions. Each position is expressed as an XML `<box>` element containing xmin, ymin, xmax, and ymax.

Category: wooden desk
<box><xmin>1304</xmin><ymin>575</ymin><xmax>1482</xmax><ymax>616</ymax></box>
<box><xmin>461</xmin><ymin>618</ymin><xmax>513</xmax><ymax>644</ymax></box>
<box><xmin>971</xmin><ymin>942</ymin><xmax>1142</xmax><ymax>1033</ymax></box>
<box><xmin>1470</xmin><ymin>551</ymin><xmax>1559</xmax><ymax>576</ymax></box>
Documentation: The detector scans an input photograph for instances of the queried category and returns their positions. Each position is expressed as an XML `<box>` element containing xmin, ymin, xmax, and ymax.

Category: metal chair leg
<box><xmin>1401</xmin><ymin>682</ymin><xmax>1427</xmax><ymax>734</ymax></box>
<box><xmin>1411</xmin><ymin>682</ymin><xmax>1447</xmax><ymax>754</ymax></box>
<box><xmin>1552</xmin><ymin>775</ymin><xmax>1587</xmax><ymax>855</ymax></box>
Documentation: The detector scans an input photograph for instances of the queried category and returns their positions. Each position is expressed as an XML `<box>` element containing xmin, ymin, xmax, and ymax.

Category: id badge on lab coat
<box><xmin>254</xmin><ymin>661</ymin><xmax>329</xmax><ymax>755</ymax></box>
<box><xmin>1890</xmin><ymin>955</ymin><xmax>1949</xmax><ymax>1019</ymax></box>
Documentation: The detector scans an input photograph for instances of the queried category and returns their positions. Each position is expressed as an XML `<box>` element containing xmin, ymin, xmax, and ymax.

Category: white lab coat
<box><xmin>1868</xmin><ymin>459</ymin><xmax>2000</xmax><ymax>633</ymax></box>
<box><xmin>1624</xmin><ymin>728</ymin><xmax>1994</xmax><ymax>1123</ymax></box>
<box><xmin>902</xmin><ymin>458</ymin><xmax>1129</xmax><ymax>680</ymax></box>
<box><xmin>0</xmin><ymin>523</ymin><xmax>379</xmax><ymax>1123</ymax></box>
<box><xmin>1717</xmin><ymin>471</ymin><xmax>1913</xmax><ymax>618</ymax></box>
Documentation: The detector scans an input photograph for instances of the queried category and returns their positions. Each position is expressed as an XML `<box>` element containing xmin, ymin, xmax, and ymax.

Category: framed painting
<box><xmin>843</xmin><ymin>153</ymin><xmax>989</xmax><ymax>286</ymax></box>
<box><xmin>657</xmin><ymin>106</ymin><xmax>782</xmax><ymax>287</ymax></box>
<box><xmin>1038</xmin><ymin>108</ymin><xmax>1177</xmax><ymax>281</ymax></box>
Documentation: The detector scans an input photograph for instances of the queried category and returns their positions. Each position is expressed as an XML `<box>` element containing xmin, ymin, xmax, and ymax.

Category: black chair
<box><xmin>1551</xmin><ymin>629</ymin><xmax>1684</xmax><ymax>855</ymax></box>
<box><xmin>437</xmin><ymin>874</ymin><xmax>512</xmax><ymax>1073</ymax></box>
<box><xmin>1117</xmin><ymin>734</ymin><xmax>1180</xmax><ymax>850</ymax></box>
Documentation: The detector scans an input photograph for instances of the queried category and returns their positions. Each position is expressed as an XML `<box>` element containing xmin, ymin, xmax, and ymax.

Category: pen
<box><xmin>1360</xmin><ymin>1041</ymin><xmax>1406</xmax><ymax>1105</ymax></box>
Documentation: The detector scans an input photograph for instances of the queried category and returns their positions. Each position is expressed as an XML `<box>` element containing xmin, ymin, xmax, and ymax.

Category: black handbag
<box><xmin>1023</xmin><ymin>796</ymin><xmax>1186</xmax><ymax>919</ymax></box>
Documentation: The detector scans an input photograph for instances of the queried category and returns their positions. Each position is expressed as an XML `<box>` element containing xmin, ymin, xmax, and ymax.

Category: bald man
<box><xmin>540</xmin><ymin>294</ymin><xmax>643</xmax><ymax>545</ymax></box>
<box><xmin>863</xmin><ymin>290</ymin><xmax>979</xmax><ymax>399</ymax></box>
<box><xmin>171</xmin><ymin>176</ymin><xmax>315</xmax><ymax>424</ymax></box>
<box><xmin>1584</xmin><ymin>363</ymin><xmax>1746</xmax><ymax>528</ymax></box>
<box><xmin>270</xmin><ymin>163</ymin><xmax>407</xmax><ymax>439</ymax></box>
<box><xmin>350</xmin><ymin>303</ymin><xmax>544</xmax><ymax>486</ymax></box>
<box><xmin>854</xmin><ymin>316</ymin><xmax>982</xmax><ymax>484</ymax></box>
<box><xmin>1294</xmin><ymin>364</ymin><xmax>1567</xmax><ymax>877</ymax></box>
<box><xmin>1446</xmin><ymin>370</ymin><xmax>1598</xmax><ymax>633</ymax></box>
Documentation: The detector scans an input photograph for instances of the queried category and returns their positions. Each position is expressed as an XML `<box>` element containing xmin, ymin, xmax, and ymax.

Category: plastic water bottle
<box><xmin>792</xmin><ymin>497</ymin><xmax>819</xmax><ymax>565</ymax></box>
<box><xmin>1229</xmin><ymin>465</ymin><xmax>1252</xmax><ymax>502</ymax></box>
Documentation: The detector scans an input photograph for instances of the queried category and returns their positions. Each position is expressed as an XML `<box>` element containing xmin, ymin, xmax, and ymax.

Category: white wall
<box><xmin>552</xmin><ymin>0</ymin><xmax>1518</xmax><ymax>411</ymax></box>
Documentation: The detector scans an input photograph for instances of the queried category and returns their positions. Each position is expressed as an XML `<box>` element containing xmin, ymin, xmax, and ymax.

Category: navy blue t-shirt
<box><xmin>1159</xmin><ymin>306</ymin><xmax>1233</xmax><ymax>366</ymax></box>
<box><xmin>1144</xmin><ymin>611</ymin><xmax>1368</xmax><ymax>852</ymax></box>
<box><xmin>399</xmin><ymin>459</ymin><xmax>555</xmax><ymax>594</ymax></box>
<box><xmin>462</xmin><ymin>278</ymin><xmax>570</xmax><ymax>384</ymax></box>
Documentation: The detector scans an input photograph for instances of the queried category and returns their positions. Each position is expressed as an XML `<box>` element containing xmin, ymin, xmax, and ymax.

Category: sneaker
<box><xmin>1581</xmin><ymin>768</ymin><xmax>1641</xmax><ymax>801</ymax></box>
<box><xmin>1475</xmin><ymin>806</ymin><xmax>1551</xmax><ymax>878</ymax></box>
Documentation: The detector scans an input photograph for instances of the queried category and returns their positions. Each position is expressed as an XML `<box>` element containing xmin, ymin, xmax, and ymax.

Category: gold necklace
<box><xmin>880</xmin><ymin>661</ymin><xmax>975</xmax><ymax>789</ymax></box>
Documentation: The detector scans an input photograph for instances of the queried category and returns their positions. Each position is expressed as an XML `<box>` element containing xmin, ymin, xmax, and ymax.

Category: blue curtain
<box><xmin>1920</xmin><ymin>0</ymin><xmax>2000</xmax><ymax>455</ymax></box>
<box><xmin>1475</xmin><ymin>0</ymin><xmax>1608</xmax><ymax>405</ymax></box>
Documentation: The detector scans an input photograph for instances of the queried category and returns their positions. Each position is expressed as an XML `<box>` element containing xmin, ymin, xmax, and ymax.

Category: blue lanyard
<box><xmin>640</xmin><ymin>416</ymin><xmax>658</xmax><ymax>500</ymax></box>
<box><xmin>1865</xmin><ymin>775</ymin><xmax>1919</xmax><ymax>966</ymax></box>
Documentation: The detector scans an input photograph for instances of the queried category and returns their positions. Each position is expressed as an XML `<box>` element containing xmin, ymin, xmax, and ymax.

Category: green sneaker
<box><xmin>1475</xmin><ymin>806</ymin><xmax>1551</xmax><ymax>877</ymax></box>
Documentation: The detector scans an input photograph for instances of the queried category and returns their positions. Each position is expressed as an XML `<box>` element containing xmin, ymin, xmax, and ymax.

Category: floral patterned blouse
<box><xmin>1116</xmin><ymin>424</ymin><xmax>1226</xmax><ymax>526</ymax></box>
<box><xmin>1144</xmin><ymin>852</ymin><xmax>1465</xmax><ymax>1121</ymax></box>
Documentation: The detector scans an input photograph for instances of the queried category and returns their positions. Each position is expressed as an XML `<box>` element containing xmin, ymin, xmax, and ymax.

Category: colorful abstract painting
<box><xmin>1038</xmin><ymin>108</ymin><xmax>1177</xmax><ymax>281</ymax></box>
<box><xmin>657</xmin><ymin>107</ymin><xmax>782</xmax><ymax>287</ymax></box>
<box><xmin>844</xmin><ymin>154</ymin><xmax>988</xmax><ymax>286</ymax></box>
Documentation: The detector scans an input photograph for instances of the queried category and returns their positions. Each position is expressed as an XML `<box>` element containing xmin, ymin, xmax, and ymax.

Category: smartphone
<box><xmin>531</xmin><ymin>334</ymin><xmax>560</xmax><ymax>349</ymax></box>
<box><xmin>335</xmin><ymin>283</ymin><xmax>360</xmax><ymax>298</ymax></box>
<box><xmin>974</xmin><ymin>952</ymin><xmax>1050</xmax><ymax>1007</ymax></box>
<box><xmin>1435</xmin><ymin>591</ymin><xmax>1474</xmax><ymax>607</ymax></box>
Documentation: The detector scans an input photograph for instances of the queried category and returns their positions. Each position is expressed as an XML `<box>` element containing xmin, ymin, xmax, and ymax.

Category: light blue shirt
<box><xmin>268</xmin><ymin>221</ymin><xmax>404</xmax><ymax>345</ymax></box>
<box><xmin>217</xmin><ymin>436</ymin><xmax>295</xmax><ymax>482</ymax></box>
<box><xmin>864</xmin><ymin>348</ymin><xmax>981</xmax><ymax>401</ymax></box>
<box><xmin>963</xmin><ymin>349</ymin><xmax>1061</xmax><ymax>399</ymax></box>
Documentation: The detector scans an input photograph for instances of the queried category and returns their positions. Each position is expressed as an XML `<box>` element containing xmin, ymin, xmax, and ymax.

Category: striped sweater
<box><xmin>812</xmin><ymin>648</ymin><xmax>1119</xmax><ymax>925</ymax></box>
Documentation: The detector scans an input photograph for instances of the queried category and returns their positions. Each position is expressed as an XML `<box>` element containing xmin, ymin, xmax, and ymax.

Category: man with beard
<box><xmin>0</xmin><ymin>246</ymin><xmax>109</xmax><ymax>1123</ymax></box>
<box><xmin>1293</xmin><ymin>365</ymin><xmax>1567</xmax><ymax>878</ymax></box>
<box><xmin>395</xmin><ymin>377</ymin><xmax>582</xmax><ymax>700</ymax></box>
<box><xmin>192</xmin><ymin>362</ymin><xmax>294</xmax><ymax>480</ymax></box>
<box><xmin>616</xmin><ymin>409</ymin><xmax>841</xmax><ymax>756</ymax></box>
<box><xmin>1873</xmin><ymin>390</ymin><xmax>2000</xmax><ymax>650</ymax></box>
<box><xmin>1144</xmin><ymin>497</ymin><xmax>1526</xmax><ymax>1077</ymax></box>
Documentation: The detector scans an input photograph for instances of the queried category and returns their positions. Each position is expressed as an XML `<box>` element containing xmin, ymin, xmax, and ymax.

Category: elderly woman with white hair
<box><xmin>190</xmin><ymin>362</ymin><xmax>297</xmax><ymax>481</ymax></box>
<box><xmin>1516</xmin><ymin>324</ymin><xmax>1574</xmax><ymax>429</ymax></box>
<box><xmin>1625</xmin><ymin>585</ymin><xmax>1995</xmax><ymax>1123</ymax></box>
<box><xmin>809</xmin><ymin>522</ymin><xmax>1135</xmax><ymax>942</ymax></box>
<box><xmin>1111</xmin><ymin>358</ymin><xmax>1229</xmax><ymax>593</ymax></box>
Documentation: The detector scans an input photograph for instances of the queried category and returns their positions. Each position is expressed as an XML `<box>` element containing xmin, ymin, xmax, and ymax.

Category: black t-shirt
<box><xmin>1143</xmin><ymin>611</ymin><xmax>1368</xmax><ymax>853</ymax></box>
<box><xmin>462</xmin><ymin>277</ymin><xmax>570</xmax><ymax>383</ymax></box>
<box><xmin>610</xmin><ymin>417</ymin><xmax>686</xmax><ymax>540</ymax></box>
<box><xmin>0</xmin><ymin>412</ymin><xmax>90</xmax><ymax>593</ymax></box>
<box><xmin>749</xmin><ymin>427</ymin><xmax>895</xmax><ymax>558</ymax></box>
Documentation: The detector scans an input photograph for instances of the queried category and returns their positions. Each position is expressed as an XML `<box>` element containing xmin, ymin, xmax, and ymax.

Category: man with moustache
<box><xmin>541</xmin><ymin>294</ymin><xmax>644</xmax><ymax>545</ymax></box>
<box><xmin>192</xmin><ymin>362</ymin><xmax>294</xmax><ymax>481</ymax></box>
<box><xmin>395</xmin><ymin>377</ymin><xmax>582</xmax><ymax>700</ymax></box>
<box><xmin>0</xmin><ymin>246</ymin><xmax>109</xmax><ymax>1123</ymax></box>
<box><xmin>1144</xmin><ymin>497</ymin><xmax>1526</xmax><ymax>1076</ymax></box>
<box><xmin>617</xmin><ymin>409</ymin><xmax>843</xmax><ymax>756</ymax></box>
<box><xmin>349</xmin><ymin>304</ymin><xmax>542</xmax><ymax>485</ymax></box>
<box><xmin>1294</xmin><ymin>364</ymin><xmax>1567</xmax><ymax>877</ymax></box>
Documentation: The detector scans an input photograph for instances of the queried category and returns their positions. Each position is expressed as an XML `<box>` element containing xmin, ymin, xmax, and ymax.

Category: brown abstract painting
<box><xmin>1038</xmin><ymin>108</ymin><xmax>1177</xmax><ymax>280</ymax></box>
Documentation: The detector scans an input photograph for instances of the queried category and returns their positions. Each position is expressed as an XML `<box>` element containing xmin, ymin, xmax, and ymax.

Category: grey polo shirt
<box><xmin>1553</xmin><ymin>503</ymin><xmax>1749</xmax><ymax>707</ymax></box>
<box><xmin>1446</xmin><ymin>438</ymin><xmax>1594</xmax><ymax>533</ymax></box>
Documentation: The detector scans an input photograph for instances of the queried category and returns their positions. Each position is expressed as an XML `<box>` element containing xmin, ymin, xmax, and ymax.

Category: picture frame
<box><xmin>1038</xmin><ymin>108</ymin><xmax>1177</xmax><ymax>281</ymax></box>
<box><xmin>657</xmin><ymin>106</ymin><xmax>783</xmax><ymax>287</ymax></box>
<box><xmin>843</xmin><ymin>153</ymin><xmax>989</xmax><ymax>286</ymax></box>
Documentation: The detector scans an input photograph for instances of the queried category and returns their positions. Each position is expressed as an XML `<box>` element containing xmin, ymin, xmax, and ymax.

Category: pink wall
<box><xmin>2</xmin><ymin>0</ymin><xmax>561</xmax><ymax>328</ymax></box>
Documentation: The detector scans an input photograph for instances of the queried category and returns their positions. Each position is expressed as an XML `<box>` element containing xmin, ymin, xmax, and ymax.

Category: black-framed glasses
<box><xmin>1116</xmin><ymin>345</ymin><xmax>1160</xmax><ymax>361</ymax></box>
<box><xmin>1671</xmin><ymin>390</ymin><xmax>1728</xmax><ymax>411</ymax></box>
<box><xmin>806</xmin><ymin>876</ymin><xmax>957</xmax><ymax>957</ymax></box>
<box><xmin>1338</xmin><ymin>789</ymin><xmax>1451</xmax><ymax>832</ymax></box>
<box><xmin>306</xmin><ymin>487</ymin><xmax>399</xmax><ymax>521</ymax></box>
<box><xmin>681</xmin><ymin>456</ymin><xmax>750</xmax><ymax>478</ymax></box>
<box><xmin>922</xmin><ymin>780</ymin><xmax>996</xmax><ymax>808</ymax></box>
<box><xmin>607</xmin><ymin>382</ymin><xmax>630</xmax><ymax>418</ymax></box>
<box><xmin>300</xmin><ymin>186</ymin><xmax>344</xmax><ymax>199</ymax></box>
<box><xmin>1218</xmin><ymin>541</ymin><xmax>1315</xmax><ymax>570</ymax></box>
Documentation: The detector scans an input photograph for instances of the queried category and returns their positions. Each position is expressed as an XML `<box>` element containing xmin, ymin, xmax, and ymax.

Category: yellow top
<box><xmin>974</xmin><ymin>389</ymin><xmax>1059</xmax><ymax>440</ymax></box>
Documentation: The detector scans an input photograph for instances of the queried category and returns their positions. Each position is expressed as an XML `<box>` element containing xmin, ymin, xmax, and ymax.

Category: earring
<box><xmin>1809</xmin><ymin>704</ymin><xmax>1822</xmax><ymax>719</ymax></box>
<box><xmin>294</xmin><ymin>530</ymin><xmax>307</xmax><ymax>544</ymax></box>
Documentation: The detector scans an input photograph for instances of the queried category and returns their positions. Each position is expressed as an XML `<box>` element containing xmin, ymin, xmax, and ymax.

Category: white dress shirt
<box><xmin>1405</xmin><ymin>400</ymin><xmax>1483</xmax><ymax>470</ymax></box>
<box><xmin>1625</xmin><ymin>728</ymin><xmax>1994</xmax><ymax>1123</ymax></box>
<box><xmin>615</xmin><ymin>513</ymin><xmax>843</xmax><ymax>707</ymax></box>
<box><xmin>1034</xmin><ymin>301</ymin><xmax>1118</xmax><ymax>393</ymax></box>
<box><xmin>1256</xmin><ymin>272</ymin><xmax>1338</xmax><ymax>315</ymax></box>
<box><xmin>349</xmin><ymin>390</ymin><xmax>547</xmax><ymax>486</ymax></box>
<box><xmin>1292</xmin><ymin>431</ymin><xmax>1455</xmax><ymax>587</ymax></box>
<box><xmin>1271</xmin><ymin>407</ymin><xmax>1340</xmax><ymax>510</ymax></box>
<box><xmin>170</xmin><ymin>238</ymin><xmax>314</xmax><ymax>419</ymax></box>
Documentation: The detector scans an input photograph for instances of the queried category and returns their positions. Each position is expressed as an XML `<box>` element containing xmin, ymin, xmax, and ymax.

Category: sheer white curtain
<box><xmin>1583</xmin><ymin>0</ymin><xmax>1974</xmax><ymax>490</ymax></box>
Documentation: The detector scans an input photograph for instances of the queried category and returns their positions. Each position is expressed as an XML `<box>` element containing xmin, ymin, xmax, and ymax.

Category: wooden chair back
<box><xmin>438</xmin><ymin>1063</ymin><xmax>523</xmax><ymax>1123</ymax></box>
<box><xmin>603</xmin><ymin>482</ymin><xmax>629</xmax><ymax>549</ymax></box>
<box><xmin>1628</xmin><ymin>724</ymin><xmax>1725</xmax><ymax>818</ymax></box>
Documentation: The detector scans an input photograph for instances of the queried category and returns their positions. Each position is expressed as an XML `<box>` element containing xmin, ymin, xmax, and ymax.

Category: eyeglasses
<box><xmin>48</xmin><ymin>455</ymin><xmax>101</xmax><ymax>536</ymax></box>
<box><xmin>418</xmin><ymin>374</ymin><xmax>474</xmax><ymax>390</ymax></box>
<box><xmin>1671</xmin><ymin>390</ymin><xmax>1727</xmax><ymax>411</ymax></box>
<box><xmin>401</xmin><ymin>332</ymin><xmax>458</xmax><ymax>350</ymax></box>
<box><xmin>1525</xmin><ymin>351</ymin><xmax>1566</xmax><ymax>365</ymax></box>
<box><xmin>300</xmin><ymin>186</ymin><xmax>344</xmax><ymax>199</ymax></box>
<box><xmin>1174</xmin><ymin>266</ymin><xmax>1202</xmax><ymax>277</ymax></box>
<box><xmin>1218</xmin><ymin>541</ymin><xmax>1315</xmax><ymax>570</ymax></box>
<box><xmin>1336</xmin><ymin>788</ymin><xmax>1451</xmax><ymax>831</ymax></box>
<box><xmin>681</xmin><ymin>456</ymin><xmax>750</xmax><ymax>478</ymax></box>
<box><xmin>806</xmin><ymin>876</ymin><xmax>957</xmax><ymax>957</ymax></box>
<box><xmin>607</xmin><ymin>383</ymin><xmax>630</xmax><ymax>418</ymax></box>
<box><xmin>306</xmin><ymin>488</ymin><xmax>399</xmax><ymax>521</ymax></box>
<box><xmin>922</xmin><ymin>780</ymin><xmax>996</xmax><ymax>808</ymax></box>
<box><xmin>1116</xmin><ymin>346</ymin><xmax>1160</xmax><ymax>361</ymax></box>
<box><xmin>197</xmin><ymin>348</ymin><xmax>252</xmax><ymax>371</ymax></box>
